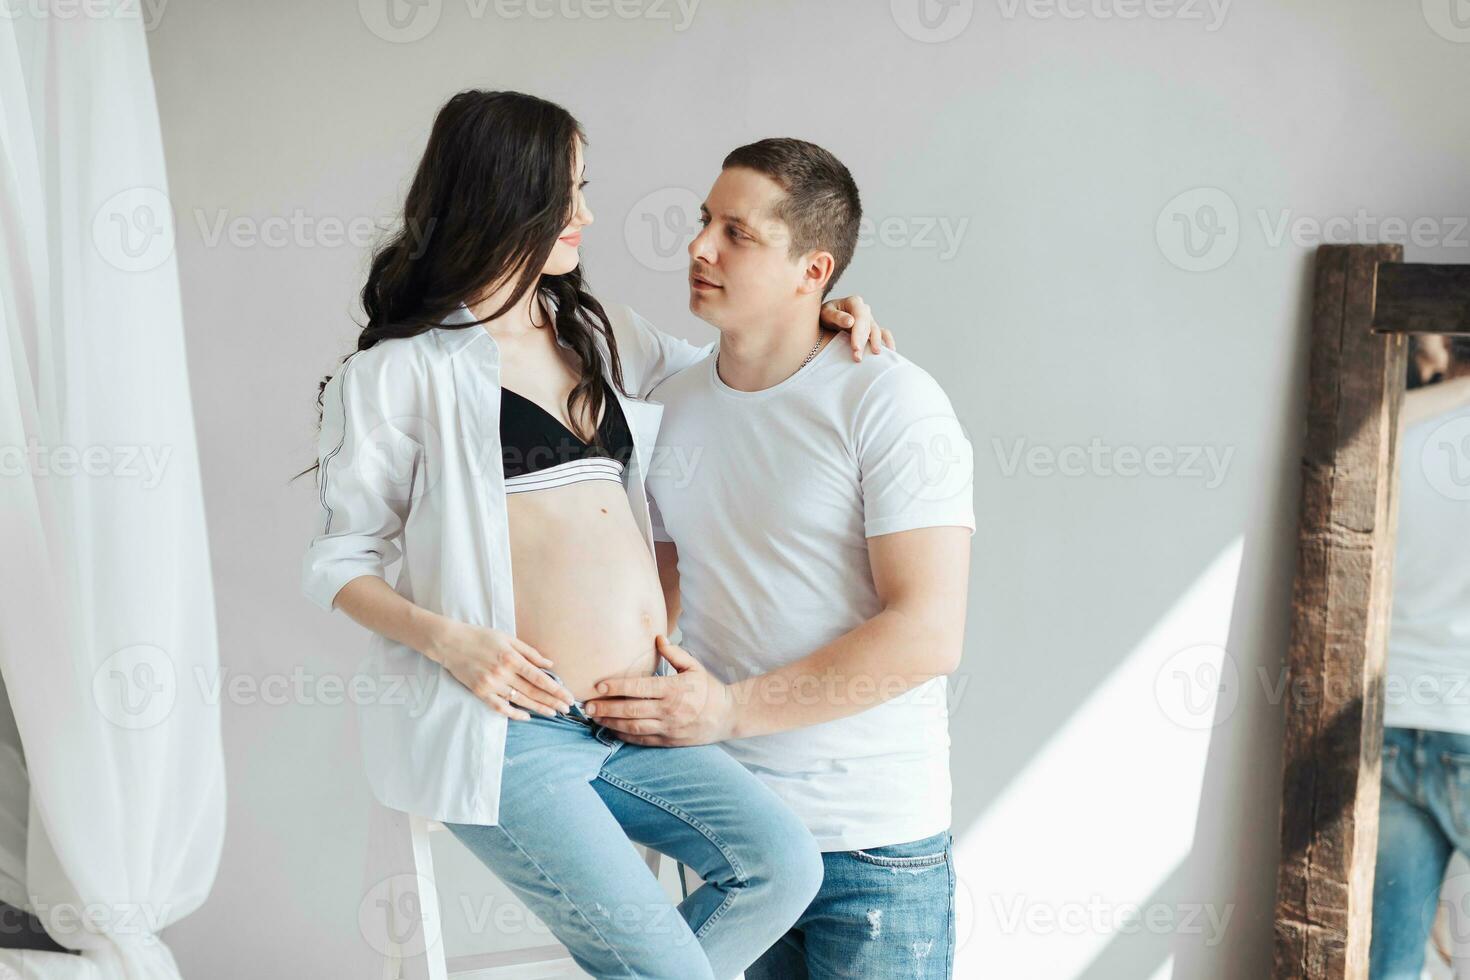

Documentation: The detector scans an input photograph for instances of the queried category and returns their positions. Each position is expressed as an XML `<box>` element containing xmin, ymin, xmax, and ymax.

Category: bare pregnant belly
<box><xmin>505</xmin><ymin>481</ymin><xmax>665</xmax><ymax>701</ymax></box>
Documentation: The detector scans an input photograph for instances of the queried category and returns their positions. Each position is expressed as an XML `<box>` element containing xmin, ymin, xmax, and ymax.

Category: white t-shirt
<box><xmin>645</xmin><ymin>334</ymin><xmax>975</xmax><ymax>851</ymax></box>
<box><xmin>1384</xmin><ymin>399</ymin><xmax>1470</xmax><ymax>735</ymax></box>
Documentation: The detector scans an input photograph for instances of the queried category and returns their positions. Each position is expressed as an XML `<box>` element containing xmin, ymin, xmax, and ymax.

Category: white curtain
<box><xmin>0</xmin><ymin>7</ymin><xmax>224</xmax><ymax>980</ymax></box>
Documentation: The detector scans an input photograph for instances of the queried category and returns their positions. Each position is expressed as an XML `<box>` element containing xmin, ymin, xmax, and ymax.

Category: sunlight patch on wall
<box><xmin>954</xmin><ymin>537</ymin><xmax>1245</xmax><ymax>978</ymax></box>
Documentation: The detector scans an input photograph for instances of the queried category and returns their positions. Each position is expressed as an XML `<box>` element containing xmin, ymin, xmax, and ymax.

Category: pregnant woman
<box><xmin>299</xmin><ymin>90</ymin><xmax>891</xmax><ymax>979</ymax></box>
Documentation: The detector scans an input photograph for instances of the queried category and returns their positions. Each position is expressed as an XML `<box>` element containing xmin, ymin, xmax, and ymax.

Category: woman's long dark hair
<box><xmin>295</xmin><ymin>90</ymin><xmax>625</xmax><ymax>480</ymax></box>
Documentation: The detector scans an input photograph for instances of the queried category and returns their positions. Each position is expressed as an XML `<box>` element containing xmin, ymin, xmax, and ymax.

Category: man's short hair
<box><xmin>722</xmin><ymin>138</ymin><xmax>861</xmax><ymax>298</ymax></box>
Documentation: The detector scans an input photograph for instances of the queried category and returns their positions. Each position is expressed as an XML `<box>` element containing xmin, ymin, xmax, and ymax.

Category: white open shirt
<box><xmin>301</xmin><ymin>301</ymin><xmax>710</xmax><ymax>824</ymax></box>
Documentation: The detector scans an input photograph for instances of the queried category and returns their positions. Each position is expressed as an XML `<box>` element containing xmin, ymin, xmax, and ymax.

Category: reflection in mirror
<box><xmin>1371</xmin><ymin>333</ymin><xmax>1470</xmax><ymax>978</ymax></box>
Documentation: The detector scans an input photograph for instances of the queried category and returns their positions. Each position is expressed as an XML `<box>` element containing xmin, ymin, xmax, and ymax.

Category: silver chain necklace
<box><xmin>718</xmin><ymin>331</ymin><xmax>825</xmax><ymax>378</ymax></box>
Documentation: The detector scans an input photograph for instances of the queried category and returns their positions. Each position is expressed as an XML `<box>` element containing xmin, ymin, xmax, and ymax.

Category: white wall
<box><xmin>141</xmin><ymin>1</ymin><xmax>1470</xmax><ymax>977</ymax></box>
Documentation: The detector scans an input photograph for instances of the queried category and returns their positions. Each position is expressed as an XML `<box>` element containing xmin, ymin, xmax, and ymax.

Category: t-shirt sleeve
<box><xmin>855</xmin><ymin>363</ymin><xmax>976</xmax><ymax>539</ymax></box>
<box><xmin>648</xmin><ymin>490</ymin><xmax>674</xmax><ymax>543</ymax></box>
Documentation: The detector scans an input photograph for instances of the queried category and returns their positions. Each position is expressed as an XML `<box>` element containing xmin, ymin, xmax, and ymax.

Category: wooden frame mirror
<box><xmin>1273</xmin><ymin>243</ymin><xmax>1470</xmax><ymax>980</ymax></box>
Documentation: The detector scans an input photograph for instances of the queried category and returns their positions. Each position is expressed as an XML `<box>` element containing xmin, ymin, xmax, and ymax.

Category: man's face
<box><xmin>687</xmin><ymin>166</ymin><xmax>825</xmax><ymax>331</ymax></box>
<box><xmin>1414</xmin><ymin>333</ymin><xmax>1451</xmax><ymax>386</ymax></box>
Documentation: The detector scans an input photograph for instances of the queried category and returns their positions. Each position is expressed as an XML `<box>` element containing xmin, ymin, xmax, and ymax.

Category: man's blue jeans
<box><xmin>1370</xmin><ymin>726</ymin><xmax>1470</xmax><ymax>979</ymax></box>
<box><xmin>442</xmin><ymin>676</ymin><xmax>824</xmax><ymax>980</ymax></box>
<box><xmin>744</xmin><ymin>829</ymin><xmax>956</xmax><ymax>979</ymax></box>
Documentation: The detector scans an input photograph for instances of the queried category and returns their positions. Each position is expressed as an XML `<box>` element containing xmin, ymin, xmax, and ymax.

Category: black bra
<box><xmin>500</xmin><ymin>380</ymin><xmax>633</xmax><ymax>494</ymax></box>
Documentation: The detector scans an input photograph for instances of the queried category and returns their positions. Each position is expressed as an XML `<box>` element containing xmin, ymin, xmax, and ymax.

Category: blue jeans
<box><xmin>1370</xmin><ymin>726</ymin><xmax>1470</xmax><ymax>979</ymax></box>
<box><xmin>442</xmin><ymin>670</ymin><xmax>823</xmax><ymax>980</ymax></box>
<box><xmin>744</xmin><ymin>829</ymin><xmax>956</xmax><ymax>979</ymax></box>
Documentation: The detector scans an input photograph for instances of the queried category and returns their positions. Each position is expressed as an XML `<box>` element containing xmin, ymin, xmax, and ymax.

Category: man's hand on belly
<box><xmin>582</xmin><ymin>636</ymin><xmax>738</xmax><ymax>747</ymax></box>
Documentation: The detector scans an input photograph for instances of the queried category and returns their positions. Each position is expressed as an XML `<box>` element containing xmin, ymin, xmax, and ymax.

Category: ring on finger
<box><xmin>508</xmin><ymin>686</ymin><xmax>552</xmax><ymax>716</ymax></box>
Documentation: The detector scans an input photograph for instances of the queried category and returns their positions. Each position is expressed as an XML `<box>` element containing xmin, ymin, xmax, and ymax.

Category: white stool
<box><xmin>362</xmin><ymin>801</ymin><xmax>695</xmax><ymax>980</ymax></box>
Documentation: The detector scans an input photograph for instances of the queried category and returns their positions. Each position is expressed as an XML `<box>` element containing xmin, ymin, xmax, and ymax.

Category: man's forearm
<box><xmin>727</xmin><ymin>607</ymin><xmax>961</xmax><ymax>740</ymax></box>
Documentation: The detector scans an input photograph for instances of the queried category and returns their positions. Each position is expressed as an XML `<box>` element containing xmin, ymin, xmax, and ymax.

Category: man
<box><xmin>1369</xmin><ymin>336</ymin><xmax>1470</xmax><ymax>978</ymax></box>
<box><xmin>582</xmin><ymin>138</ymin><xmax>974</xmax><ymax>978</ymax></box>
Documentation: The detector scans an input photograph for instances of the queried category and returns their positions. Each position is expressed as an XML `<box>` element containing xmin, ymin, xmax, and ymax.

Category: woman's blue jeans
<box><xmin>441</xmin><ymin>672</ymin><xmax>824</xmax><ymax>980</ymax></box>
<box><xmin>1370</xmin><ymin>726</ymin><xmax>1470</xmax><ymax>979</ymax></box>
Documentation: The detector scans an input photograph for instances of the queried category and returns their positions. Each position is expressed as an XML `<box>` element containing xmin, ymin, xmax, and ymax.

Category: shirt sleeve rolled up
<box><xmin>301</xmin><ymin>351</ymin><xmax>421</xmax><ymax>612</ymax></box>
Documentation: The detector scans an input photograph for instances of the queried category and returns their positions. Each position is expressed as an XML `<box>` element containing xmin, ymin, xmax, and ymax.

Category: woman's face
<box><xmin>544</xmin><ymin>139</ymin><xmax>592</xmax><ymax>276</ymax></box>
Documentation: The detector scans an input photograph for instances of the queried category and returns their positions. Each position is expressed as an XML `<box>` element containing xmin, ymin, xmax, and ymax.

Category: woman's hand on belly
<box><xmin>424</xmin><ymin>621</ymin><xmax>577</xmax><ymax>720</ymax></box>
